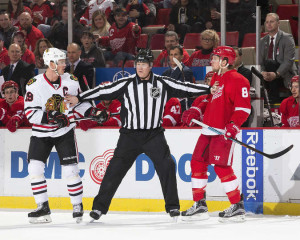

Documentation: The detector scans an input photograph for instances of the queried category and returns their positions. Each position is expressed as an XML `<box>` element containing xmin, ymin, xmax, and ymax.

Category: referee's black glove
<box><xmin>47</xmin><ymin>110</ymin><xmax>70</xmax><ymax>128</ymax></box>
<box><xmin>85</xmin><ymin>107</ymin><xmax>110</xmax><ymax>124</ymax></box>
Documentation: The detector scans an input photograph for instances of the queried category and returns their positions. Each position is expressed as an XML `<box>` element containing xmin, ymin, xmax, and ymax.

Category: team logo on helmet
<box><xmin>45</xmin><ymin>94</ymin><xmax>68</xmax><ymax>112</ymax></box>
<box><xmin>27</xmin><ymin>78</ymin><xmax>37</xmax><ymax>86</ymax></box>
<box><xmin>150</xmin><ymin>87</ymin><xmax>161</xmax><ymax>99</ymax></box>
<box><xmin>89</xmin><ymin>149</ymin><xmax>114</xmax><ymax>185</ymax></box>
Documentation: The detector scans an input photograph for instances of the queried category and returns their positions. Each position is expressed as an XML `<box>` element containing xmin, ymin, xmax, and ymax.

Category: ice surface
<box><xmin>0</xmin><ymin>210</ymin><xmax>299</xmax><ymax>240</ymax></box>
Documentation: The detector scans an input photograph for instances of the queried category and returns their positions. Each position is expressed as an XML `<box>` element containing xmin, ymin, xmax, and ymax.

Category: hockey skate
<box><xmin>169</xmin><ymin>209</ymin><xmax>180</xmax><ymax>223</ymax></box>
<box><xmin>219</xmin><ymin>194</ymin><xmax>246</xmax><ymax>223</ymax></box>
<box><xmin>89</xmin><ymin>210</ymin><xmax>102</xmax><ymax>223</ymax></box>
<box><xmin>181</xmin><ymin>198</ymin><xmax>209</xmax><ymax>221</ymax></box>
<box><xmin>28</xmin><ymin>201</ymin><xmax>52</xmax><ymax>224</ymax></box>
<box><xmin>73</xmin><ymin>203</ymin><xmax>84</xmax><ymax>223</ymax></box>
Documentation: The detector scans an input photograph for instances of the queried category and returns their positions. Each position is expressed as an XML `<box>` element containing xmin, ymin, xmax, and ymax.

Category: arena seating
<box><xmin>183</xmin><ymin>33</ymin><xmax>201</xmax><ymax>50</ymax></box>
<box><xmin>155</xmin><ymin>8</ymin><xmax>171</xmax><ymax>25</ymax></box>
<box><xmin>217</xmin><ymin>31</ymin><xmax>239</xmax><ymax>46</ymax></box>
<box><xmin>276</xmin><ymin>4</ymin><xmax>298</xmax><ymax>41</ymax></box>
<box><xmin>150</xmin><ymin>34</ymin><xmax>165</xmax><ymax>50</ymax></box>
<box><xmin>242</xmin><ymin>32</ymin><xmax>268</xmax><ymax>48</ymax></box>
<box><xmin>137</xmin><ymin>34</ymin><xmax>148</xmax><ymax>49</ymax></box>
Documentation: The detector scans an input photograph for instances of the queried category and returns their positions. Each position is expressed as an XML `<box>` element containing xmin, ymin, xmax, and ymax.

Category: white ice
<box><xmin>0</xmin><ymin>210</ymin><xmax>299</xmax><ymax>240</ymax></box>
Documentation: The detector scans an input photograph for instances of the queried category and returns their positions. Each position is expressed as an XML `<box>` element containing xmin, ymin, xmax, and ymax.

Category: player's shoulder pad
<box><xmin>27</xmin><ymin>77</ymin><xmax>37</xmax><ymax>86</ymax></box>
<box><xmin>70</xmin><ymin>74</ymin><xmax>78</xmax><ymax>81</ymax></box>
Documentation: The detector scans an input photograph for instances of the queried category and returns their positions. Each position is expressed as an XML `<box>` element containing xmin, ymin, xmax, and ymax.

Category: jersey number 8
<box><xmin>242</xmin><ymin>87</ymin><xmax>248</xmax><ymax>98</ymax></box>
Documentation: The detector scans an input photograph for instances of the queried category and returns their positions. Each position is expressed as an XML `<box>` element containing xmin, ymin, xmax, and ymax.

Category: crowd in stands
<box><xmin>0</xmin><ymin>0</ymin><xmax>299</xmax><ymax>131</ymax></box>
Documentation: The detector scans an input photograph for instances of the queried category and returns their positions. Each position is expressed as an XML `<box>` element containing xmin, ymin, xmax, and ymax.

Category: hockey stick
<box><xmin>122</xmin><ymin>56</ymin><xmax>128</xmax><ymax>78</ymax></box>
<box><xmin>83</xmin><ymin>75</ymin><xmax>96</xmax><ymax>107</ymax></box>
<box><xmin>191</xmin><ymin>119</ymin><xmax>293</xmax><ymax>159</ymax></box>
<box><xmin>70</xmin><ymin>112</ymin><xmax>120</xmax><ymax>123</ymax></box>
<box><xmin>251</xmin><ymin>67</ymin><xmax>274</xmax><ymax>126</ymax></box>
<box><xmin>173</xmin><ymin>57</ymin><xmax>189</xmax><ymax>110</ymax></box>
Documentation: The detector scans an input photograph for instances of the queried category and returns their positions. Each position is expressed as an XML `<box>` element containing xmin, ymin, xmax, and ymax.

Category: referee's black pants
<box><xmin>92</xmin><ymin>127</ymin><xmax>180</xmax><ymax>214</ymax></box>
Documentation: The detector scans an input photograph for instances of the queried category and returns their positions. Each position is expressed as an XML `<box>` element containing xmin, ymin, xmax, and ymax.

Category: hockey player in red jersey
<box><xmin>280</xmin><ymin>75</ymin><xmax>299</xmax><ymax>127</ymax></box>
<box><xmin>181</xmin><ymin>71</ymin><xmax>214</xmax><ymax>126</ymax></box>
<box><xmin>181</xmin><ymin>46</ymin><xmax>251</xmax><ymax>222</ymax></box>
<box><xmin>0</xmin><ymin>80</ymin><xmax>30</xmax><ymax>132</ymax></box>
<box><xmin>162</xmin><ymin>98</ymin><xmax>182</xmax><ymax>127</ymax></box>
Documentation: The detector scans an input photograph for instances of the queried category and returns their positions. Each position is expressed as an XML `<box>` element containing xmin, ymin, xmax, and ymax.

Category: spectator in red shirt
<box><xmin>19</xmin><ymin>11</ymin><xmax>44</xmax><ymax>51</ymax></box>
<box><xmin>0</xmin><ymin>80</ymin><xmax>31</xmax><ymax>132</ymax></box>
<box><xmin>7</xmin><ymin>0</ymin><xmax>32</xmax><ymax>26</ymax></box>
<box><xmin>98</xmin><ymin>7</ymin><xmax>141</xmax><ymax>67</ymax></box>
<box><xmin>11</xmin><ymin>30</ymin><xmax>35</xmax><ymax>65</ymax></box>
<box><xmin>0</xmin><ymin>33</ymin><xmax>10</xmax><ymax>69</ymax></box>
<box><xmin>31</xmin><ymin>0</ymin><xmax>54</xmax><ymax>27</ymax></box>
<box><xmin>186</xmin><ymin>29</ymin><xmax>219</xmax><ymax>67</ymax></box>
<box><xmin>153</xmin><ymin>31</ymin><xmax>190</xmax><ymax>67</ymax></box>
<box><xmin>33</xmin><ymin>38</ymin><xmax>53</xmax><ymax>68</ymax></box>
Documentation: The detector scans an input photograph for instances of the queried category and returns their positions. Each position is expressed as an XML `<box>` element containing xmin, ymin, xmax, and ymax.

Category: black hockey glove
<box><xmin>85</xmin><ymin>107</ymin><xmax>110</xmax><ymax>124</ymax></box>
<box><xmin>47</xmin><ymin>110</ymin><xmax>70</xmax><ymax>128</ymax></box>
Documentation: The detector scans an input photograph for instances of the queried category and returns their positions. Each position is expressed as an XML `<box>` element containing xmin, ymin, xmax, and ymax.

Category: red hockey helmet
<box><xmin>212</xmin><ymin>46</ymin><xmax>236</xmax><ymax>65</ymax></box>
<box><xmin>291</xmin><ymin>75</ymin><xmax>299</xmax><ymax>83</ymax></box>
<box><xmin>1</xmin><ymin>80</ymin><xmax>19</xmax><ymax>93</ymax></box>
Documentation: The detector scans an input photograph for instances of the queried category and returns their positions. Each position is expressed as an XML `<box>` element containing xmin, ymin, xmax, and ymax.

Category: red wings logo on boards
<box><xmin>89</xmin><ymin>149</ymin><xmax>115</xmax><ymax>184</ymax></box>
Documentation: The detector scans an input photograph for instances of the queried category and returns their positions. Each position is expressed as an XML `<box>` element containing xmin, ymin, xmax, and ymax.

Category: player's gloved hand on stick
<box><xmin>85</xmin><ymin>107</ymin><xmax>110</xmax><ymax>124</ymax></box>
<box><xmin>7</xmin><ymin>115</ymin><xmax>22</xmax><ymax>132</ymax></box>
<box><xmin>47</xmin><ymin>110</ymin><xmax>70</xmax><ymax>128</ymax></box>
<box><xmin>182</xmin><ymin>107</ymin><xmax>200</xmax><ymax>127</ymax></box>
<box><xmin>79</xmin><ymin>120</ymin><xmax>98</xmax><ymax>131</ymax></box>
<box><xmin>225</xmin><ymin>122</ymin><xmax>240</xmax><ymax>139</ymax></box>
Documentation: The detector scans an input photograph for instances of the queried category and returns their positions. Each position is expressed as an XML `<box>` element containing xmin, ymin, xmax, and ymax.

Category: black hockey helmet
<box><xmin>135</xmin><ymin>49</ymin><xmax>154</xmax><ymax>64</ymax></box>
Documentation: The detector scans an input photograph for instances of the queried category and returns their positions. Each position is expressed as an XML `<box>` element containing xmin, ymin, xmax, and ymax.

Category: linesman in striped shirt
<box><xmin>65</xmin><ymin>49</ymin><xmax>218</xmax><ymax>221</ymax></box>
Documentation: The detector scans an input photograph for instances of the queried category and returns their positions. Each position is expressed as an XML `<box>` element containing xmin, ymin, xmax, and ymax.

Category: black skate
<box><xmin>169</xmin><ymin>209</ymin><xmax>180</xmax><ymax>223</ymax></box>
<box><xmin>219</xmin><ymin>194</ymin><xmax>246</xmax><ymax>222</ymax></box>
<box><xmin>181</xmin><ymin>197</ymin><xmax>209</xmax><ymax>221</ymax></box>
<box><xmin>89</xmin><ymin>210</ymin><xmax>102</xmax><ymax>222</ymax></box>
<box><xmin>28</xmin><ymin>201</ymin><xmax>52</xmax><ymax>224</ymax></box>
<box><xmin>73</xmin><ymin>203</ymin><xmax>84</xmax><ymax>223</ymax></box>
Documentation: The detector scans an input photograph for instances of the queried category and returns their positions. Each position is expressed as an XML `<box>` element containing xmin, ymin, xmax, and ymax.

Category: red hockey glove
<box><xmin>85</xmin><ymin>107</ymin><xmax>110</xmax><ymax>124</ymax></box>
<box><xmin>47</xmin><ymin>110</ymin><xmax>70</xmax><ymax>128</ymax></box>
<box><xmin>182</xmin><ymin>107</ymin><xmax>200</xmax><ymax>127</ymax></box>
<box><xmin>79</xmin><ymin>120</ymin><xmax>98</xmax><ymax>131</ymax></box>
<box><xmin>225</xmin><ymin>123</ymin><xmax>240</xmax><ymax>139</ymax></box>
<box><xmin>7</xmin><ymin>115</ymin><xmax>22</xmax><ymax>132</ymax></box>
<box><xmin>0</xmin><ymin>108</ymin><xmax>7</xmax><ymax>121</ymax></box>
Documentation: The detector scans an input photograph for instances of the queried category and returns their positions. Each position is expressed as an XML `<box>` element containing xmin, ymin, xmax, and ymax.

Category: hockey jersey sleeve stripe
<box><xmin>112</xmin><ymin>116</ymin><xmax>122</xmax><ymax>127</ymax></box>
<box><xmin>25</xmin><ymin>106</ymin><xmax>42</xmax><ymax>111</ymax></box>
<box><xmin>163</xmin><ymin>115</ymin><xmax>177</xmax><ymax>126</ymax></box>
<box><xmin>33</xmin><ymin>124</ymin><xmax>58</xmax><ymax>129</ymax></box>
<box><xmin>235</xmin><ymin>107</ymin><xmax>251</xmax><ymax>114</ymax></box>
<box><xmin>79</xmin><ymin>79</ymin><xmax>128</xmax><ymax>101</ymax></box>
<box><xmin>161</xmin><ymin>75</ymin><xmax>210</xmax><ymax>94</ymax></box>
<box><xmin>25</xmin><ymin>110</ymin><xmax>33</xmax><ymax>117</ymax></box>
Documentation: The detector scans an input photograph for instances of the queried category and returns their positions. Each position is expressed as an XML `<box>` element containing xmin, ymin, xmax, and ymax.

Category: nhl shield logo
<box><xmin>150</xmin><ymin>87</ymin><xmax>161</xmax><ymax>99</ymax></box>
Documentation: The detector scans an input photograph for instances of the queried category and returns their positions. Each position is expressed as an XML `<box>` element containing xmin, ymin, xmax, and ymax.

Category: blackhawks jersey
<box><xmin>202</xmin><ymin>70</ymin><xmax>251</xmax><ymax>135</ymax></box>
<box><xmin>24</xmin><ymin>73</ymin><xmax>91</xmax><ymax>137</ymax></box>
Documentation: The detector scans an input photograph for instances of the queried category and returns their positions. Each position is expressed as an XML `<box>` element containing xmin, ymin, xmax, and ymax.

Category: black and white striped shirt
<box><xmin>78</xmin><ymin>72</ymin><xmax>210</xmax><ymax>130</ymax></box>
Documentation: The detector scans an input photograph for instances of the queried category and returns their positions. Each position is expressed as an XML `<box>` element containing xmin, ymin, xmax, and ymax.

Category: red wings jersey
<box><xmin>280</xmin><ymin>96</ymin><xmax>299</xmax><ymax>127</ymax></box>
<box><xmin>101</xmin><ymin>22</ymin><xmax>141</xmax><ymax>55</ymax></box>
<box><xmin>97</xmin><ymin>100</ymin><xmax>121</xmax><ymax>126</ymax></box>
<box><xmin>202</xmin><ymin>70</ymin><xmax>251</xmax><ymax>135</ymax></box>
<box><xmin>153</xmin><ymin>49</ymin><xmax>190</xmax><ymax>67</ymax></box>
<box><xmin>186</xmin><ymin>50</ymin><xmax>211</xmax><ymax>67</ymax></box>
<box><xmin>190</xmin><ymin>94</ymin><xmax>210</xmax><ymax>120</ymax></box>
<box><xmin>0</xmin><ymin>96</ymin><xmax>30</xmax><ymax>126</ymax></box>
<box><xmin>80</xmin><ymin>0</ymin><xmax>114</xmax><ymax>26</ymax></box>
<box><xmin>31</xmin><ymin>0</ymin><xmax>54</xmax><ymax>26</ymax></box>
<box><xmin>21</xmin><ymin>26</ymin><xmax>44</xmax><ymax>51</ymax></box>
<box><xmin>25</xmin><ymin>73</ymin><xmax>92</xmax><ymax>137</ymax></box>
<box><xmin>162</xmin><ymin>98</ymin><xmax>182</xmax><ymax>127</ymax></box>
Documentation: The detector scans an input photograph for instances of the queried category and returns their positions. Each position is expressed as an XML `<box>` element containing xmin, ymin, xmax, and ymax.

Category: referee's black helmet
<box><xmin>135</xmin><ymin>49</ymin><xmax>154</xmax><ymax>64</ymax></box>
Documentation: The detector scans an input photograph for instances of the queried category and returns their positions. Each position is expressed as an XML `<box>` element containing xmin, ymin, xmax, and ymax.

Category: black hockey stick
<box><xmin>251</xmin><ymin>67</ymin><xmax>274</xmax><ymax>126</ymax></box>
<box><xmin>83</xmin><ymin>75</ymin><xmax>96</xmax><ymax>107</ymax></box>
<box><xmin>191</xmin><ymin>119</ymin><xmax>293</xmax><ymax>159</ymax></box>
<box><xmin>173</xmin><ymin>57</ymin><xmax>189</xmax><ymax>110</ymax></box>
<box><xmin>70</xmin><ymin>112</ymin><xmax>120</xmax><ymax>123</ymax></box>
<box><xmin>122</xmin><ymin>55</ymin><xmax>128</xmax><ymax>78</ymax></box>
